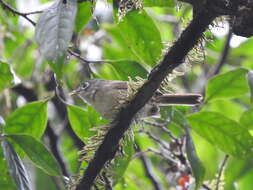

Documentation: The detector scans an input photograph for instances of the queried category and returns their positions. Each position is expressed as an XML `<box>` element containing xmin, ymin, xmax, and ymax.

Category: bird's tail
<box><xmin>155</xmin><ymin>94</ymin><xmax>203</xmax><ymax>106</ymax></box>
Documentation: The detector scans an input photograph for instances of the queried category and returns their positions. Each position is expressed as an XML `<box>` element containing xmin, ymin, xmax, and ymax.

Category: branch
<box><xmin>45</xmin><ymin>124</ymin><xmax>70</xmax><ymax>177</ymax></box>
<box><xmin>215</xmin><ymin>155</ymin><xmax>229</xmax><ymax>190</ymax></box>
<box><xmin>76</xmin><ymin>8</ymin><xmax>217</xmax><ymax>190</ymax></box>
<box><xmin>198</xmin><ymin>28</ymin><xmax>233</xmax><ymax>94</ymax></box>
<box><xmin>45</xmin><ymin>74</ymin><xmax>85</xmax><ymax>150</ymax></box>
<box><xmin>0</xmin><ymin>0</ymin><xmax>41</xmax><ymax>26</ymax></box>
<box><xmin>135</xmin><ymin>144</ymin><xmax>164</xmax><ymax>190</ymax></box>
<box><xmin>143</xmin><ymin>120</ymin><xmax>178</xmax><ymax>141</ymax></box>
<box><xmin>208</xmin><ymin>29</ymin><xmax>233</xmax><ymax>77</ymax></box>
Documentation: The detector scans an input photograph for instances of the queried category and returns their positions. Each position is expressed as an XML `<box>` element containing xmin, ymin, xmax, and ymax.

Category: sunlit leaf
<box><xmin>67</xmin><ymin>105</ymin><xmax>107</xmax><ymax>141</ymax></box>
<box><xmin>205</xmin><ymin>68</ymin><xmax>249</xmax><ymax>101</ymax></box>
<box><xmin>7</xmin><ymin>134</ymin><xmax>61</xmax><ymax>176</ymax></box>
<box><xmin>4</xmin><ymin>100</ymin><xmax>48</xmax><ymax>139</ymax></box>
<box><xmin>188</xmin><ymin>112</ymin><xmax>253</xmax><ymax>159</ymax></box>
<box><xmin>117</xmin><ymin>10</ymin><xmax>162</xmax><ymax>66</ymax></box>
<box><xmin>2</xmin><ymin>140</ymin><xmax>32</xmax><ymax>190</ymax></box>
<box><xmin>98</xmin><ymin>60</ymin><xmax>148</xmax><ymax>80</ymax></box>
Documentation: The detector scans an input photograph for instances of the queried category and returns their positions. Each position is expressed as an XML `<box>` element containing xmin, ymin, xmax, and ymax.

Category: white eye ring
<box><xmin>81</xmin><ymin>82</ymin><xmax>89</xmax><ymax>90</ymax></box>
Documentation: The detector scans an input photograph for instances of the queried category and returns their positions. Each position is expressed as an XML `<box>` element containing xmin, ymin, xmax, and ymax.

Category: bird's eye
<box><xmin>81</xmin><ymin>82</ymin><xmax>89</xmax><ymax>90</ymax></box>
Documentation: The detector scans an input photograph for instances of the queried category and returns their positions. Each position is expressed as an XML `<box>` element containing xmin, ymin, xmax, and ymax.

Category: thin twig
<box><xmin>215</xmin><ymin>155</ymin><xmax>229</xmax><ymax>190</ymax></box>
<box><xmin>135</xmin><ymin>144</ymin><xmax>164</xmax><ymax>190</ymax></box>
<box><xmin>67</xmin><ymin>49</ymin><xmax>129</xmax><ymax>64</ymax></box>
<box><xmin>140</xmin><ymin>130</ymin><xmax>170</xmax><ymax>151</ymax></box>
<box><xmin>44</xmin><ymin>74</ymin><xmax>85</xmax><ymax>150</ymax></box>
<box><xmin>208</xmin><ymin>29</ymin><xmax>233</xmax><ymax>77</ymax></box>
<box><xmin>202</xmin><ymin>184</ymin><xmax>212</xmax><ymax>190</ymax></box>
<box><xmin>0</xmin><ymin>0</ymin><xmax>41</xmax><ymax>26</ymax></box>
<box><xmin>133</xmin><ymin>148</ymin><xmax>179</xmax><ymax>165</ymax></box>
<box><xmin>143</xmin><ymin>120</ymin><xmax>178</xmax><ymax>141</ymax></box>
<box><xmin>198</xmin><ymin>28</ymin><xmax>233</xmax><ymax>94</ymax></box>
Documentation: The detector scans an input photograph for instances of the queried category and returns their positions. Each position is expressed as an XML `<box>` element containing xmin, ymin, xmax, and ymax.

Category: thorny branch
<box><xmin>76</xmin><ymin>5</ymin><xmax>217</xmax><ymax>190</ymax></box>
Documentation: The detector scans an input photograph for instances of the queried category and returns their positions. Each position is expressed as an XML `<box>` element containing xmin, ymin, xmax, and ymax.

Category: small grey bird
<box><xmin>70</xmin><ymin>79</ymin><xmax>203</xmax><ymax>120</ymax></box>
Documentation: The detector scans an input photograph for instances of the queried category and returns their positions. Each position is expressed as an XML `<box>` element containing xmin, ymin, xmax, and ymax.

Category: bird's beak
<box><xmin>69</xmin><ymin>88</ymin><xmax>81</xmax><ymax>96</ymax></box>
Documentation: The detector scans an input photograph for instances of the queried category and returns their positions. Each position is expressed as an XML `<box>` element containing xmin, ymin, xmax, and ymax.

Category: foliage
<box><xmin>0</xmin><ymin>0</ymin><xmax>253</xmax><ymax>190</ymax></box>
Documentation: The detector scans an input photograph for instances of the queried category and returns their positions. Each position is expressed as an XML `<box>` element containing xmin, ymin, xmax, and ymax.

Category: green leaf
<box><xmin>75</xmin><ymin>1</ymin><xmax>92</xmax><ymax>33</ymax></box>
<box><xmin>0</xmin><ymin>61</ymin><xmax>14</xmax><ymax>91</ymax></box>
<box><xmin>47</xmin><ymin>56</ymin><xmax>65</xmax><ymax>80</ymax></box>
<box><xmin>5</xmin><ymin>100</ymin><xmax>48</xmax><ymax>139</ymax></box>
<box><xmin>143</xmin><ymin>0</ymin><xmax>175</xmax><ymax>7</ymax></box>
<box><xmin>205</xmin><ymin>68</ymin><xmax>249</xmax><ymax>101</ymax></box>
<box><xmin>187</xmin><ymin>112</ymin><xmax>253</xmax><ymax>159</ymax></box>
<box><xmin>67</xmin><ymin>105</ymin><xmax>107</xmax><ymax>141</ymax></box>
<box><xmin>1</xmin><ymin>140</ymin><xmax>32</xmax><ymax>190</ymax></box>
<box><xmin>117</xmin><ymin>10</ymin><xmax>162</xmax><ymax>66</ymax></box>
<box><xmin>202</xmin><ymin>99</ymin><xmax>245</xmax><ymax>121</ymax></box>
<box><xmin>185</xmin><ymin>129</ymin><xmax>205</xmax><ymax>190</ymax></box>
<box><xmin>224</xmin><ymin>158</ymin><xmax>252</xmax><ymax>190</ymax></box>
<box><xmin>7</xmin><ymin>134</ymin><xmax>61</xmax><ymax>176</ymax></box>
<box><xmin>98</xmin><ymin>60</ymin><xmax>148</xmax><ymax>80</ymax></box>
<box><xmin>109</xmin><ymin>60</ymin><xmax>148</xmax><ymax>80</ymax></box>
<box><xmin>240</xmin><ymin>109</ymin><xmax>253</xmax><ymax>130</ymax></box>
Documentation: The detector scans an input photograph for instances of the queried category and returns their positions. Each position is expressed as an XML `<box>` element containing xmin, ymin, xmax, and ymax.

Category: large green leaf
<box><xmin>67</xmin><ymin>105</ymin><xmax>107</xmax><ymax>141</ymax></box>
<box><xmin>7</xmin><ymin>134</ymin><xmax>61</xmax><ymax>176</ymax></box>
<box><xmin>4</xmin><ymin>100</ymin><xmax>48</xmax><ymax>139</ymax></box>
<box><xmin>187</xmin><ymin>112</ymin><xmax>253</xmax><ymax>159</ymax></box>
<box><xmin>0</xmin><ymin>61</ymin><xmax>14</xmax><ymax>91</ymax></box>
<box><xmin>205</xmin><ymin>68</ymin><xmax>249</xmax><ymax>102</ymax></box>
<box><xmin>117</xmin><ymin>10</ymin><xmax>162</xmax><ymax>66</ymax></box>
<box><xmin>240</xmin><ymin>109</ymin><xmax>253</xmax><ymax>130</ymax></box>
<box><xmin>75</xmin><ymin>1</ymin><xmax>93</xmax><ymax>33</ymax></box>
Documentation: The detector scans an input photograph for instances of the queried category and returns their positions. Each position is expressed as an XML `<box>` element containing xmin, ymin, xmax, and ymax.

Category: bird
<box><xmin>70</xmin><ymin>79</ymin><xmax>203</xmax><ymax>120</ymax></box>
